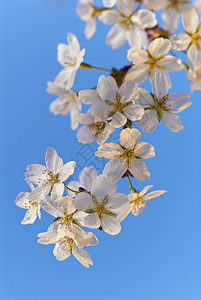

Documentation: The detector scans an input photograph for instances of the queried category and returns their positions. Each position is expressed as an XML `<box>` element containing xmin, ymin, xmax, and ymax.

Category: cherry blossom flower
<box><xmin>77</xmin><ymin>109</ymin><xmax>113</xmax><ymax>145</ymax></box>
<box><xmin>170</xmin><ymin>8</ymin><xmax>201</xmax><ymax>54</ymax></box>
<box><xmin>76</xmin><ymin>0</ymin><xmax>97</xmax><ymax>39</ymax></box>
<box><xmin>55</xmin><ymin>33</ymin><xmax>85</xmax><ymax>89</ymax></box>
<box><xmin>67</xmin><ymin>166</ymin><xmax>97</xmax><ymax>197</ymax></box>
<box><xmin>99</xmin><ymin>0</ymin><xmax>157</xmax><ymax>49</ymax></box>
<box><xmin>143</xmin><ymin>0</ymin><xmax>192</xmax><ymax>33</ymax></box>
<box><xmin>15</xmin><ymin>180</ymin><xmax>44</xmax><ymax>225</ymax></box>
<box><xmin>47</xmin><ymin>81</ymin><xmax>82</xmax><ymax>130</ymax></box>
<box><xmin>25</xmin><ymin>148</ymin><xmax>76</xmax><ymax>201</ymax></box>
<box><xmin>37</xmin><ymin>196</ymin><xmax>89</xmax><ymax>245</ymax></box>
<box><xmin>126</xmin><ymin>37</ymin><xmax>183</xmax><ymax>88</ymax></box>
<box><xmin>91</xmin><ymin>75</ymin><xmax>144</xmax><ymax>128</ymax></box>
<box><xmin>95</xmin><ymin>128</ymin><xmax>155</xmax><ymax>183</ymax></box>
<box><xmin>136</xmin><ymin>72</ymin><xmax>192</xmax><ymax>133</ymax></box>
<box><xmin>74</xmin><ymin>175</ymin><xmax>129</xmax><ymax>235</ymax></box>
<box><xmin>117</xmin><ymin>185</ymin><xmax>167</xmax><ymax>221</ymax></box>
<box><xmin>48</xmin><ymin>228</ymin><xmax>97</xmax><ymax>267</ymax></box>
<box><xmin>187</xmin><ymin>45</ymin><xmax>201</xmax><ymax>92</ymax></box>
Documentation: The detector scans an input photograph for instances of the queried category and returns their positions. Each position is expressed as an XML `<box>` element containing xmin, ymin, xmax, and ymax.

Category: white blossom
<box><xmin>67</xmin><ymin>166</ymin><xmax>97</xmax><ymax>197</ymax></box>
<box><xmin>95</xmin><ymin>128</ymin><xmax>155</xmax><ymax>183</ymax></box>
<box><xmin>25</xmin><ymin>148</ymin><xmax>76</xmax><ymax>201</ymax></box>
<box><xmin>99</xmin><ymin>0</ymin><xmax>157</xmax><ymax>49</ymax></box>
<box><xmin>77</xmin><ymin>110</ymin><xmax>113</xmax><ymax>145</ymax></box>
<box><xmin>103</xmin><ymin>0</ymin><xmax>116</xmax><ymax>7</ymax></box>
<box><xmin>74</xmin><ymin>175</ymin><xmax>129</xmax><ymax>235</ymax></box>
<box><xmin>15</xmin><ymin>180</ymin><xmax>43</xmax><ymax>225</ymax></box>
<box><xmin>76</xmin><ymin>0</ymin><xmax>97</xmax><ymax>39</ymax></box>
<box><xmin>143</xmin><ymin>0</ymin><xmax>192</xmax><ymax>33</ymax></box>
<box><xmin>50</xmin><ymin>228</ymin><xmax>97</xmax><ymax>267</ymax></box>
<box><xmin>136</xmin><ymin>72</ymin><xmax>192</xmax><ymax>133</ymax></box>
<box><xmin>117</xmin><ymin>185</ymin><xmax>167</xmax><ymax>221</ymax></box>
<box><xmin>126</xmin><ymin>37</ymin><xmax>183</xmax><ymax>88</ymax></box>
<box><xmin>170</xmin><ymin>8</ymin><xmax>201</xmax><ymax>54</ymax></box>
<box><xmin>91</xmin><ymin>75</ymin><xmax>144</xmax><ymax>128</ymax></box>
<box><xmin>55</xmin><ymin>33</ymin><xmax>85</xmax><ymax>89</ymax></box>
<box><xmin>47</xmin><ymin>81</ymin><xmax>82</xmax><ymax>130</ymax></box>
<box><xmin>187</xmin><ymin>45</ymin><xmax>201</xmax><ymax>92</ymax></box>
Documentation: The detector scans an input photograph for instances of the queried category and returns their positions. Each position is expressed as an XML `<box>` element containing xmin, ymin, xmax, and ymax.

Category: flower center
<box><xmin>88</xmin><ymin>121</ymin><xmax>106</xmax><ymax>137</ymax></box>
<box><xmin>64</xmin><ymin>56</ymin><xmax>77</xmax><ymax>69</ymax></box>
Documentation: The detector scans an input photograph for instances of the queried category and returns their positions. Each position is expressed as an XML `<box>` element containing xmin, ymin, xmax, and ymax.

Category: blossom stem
<box><xmin>64</xmin><ymin>183</ymin><xmax>79</xmax><ymax>195</ymax></box>
<box><xmin>127</xmin><ymin>176</ymin><xmax>137</xmax><ymax>193</ymax></box>
<box><xmin>80</xmin><ymin>63</ymin><xmax>112</xmax><ymax>73</ymax></box>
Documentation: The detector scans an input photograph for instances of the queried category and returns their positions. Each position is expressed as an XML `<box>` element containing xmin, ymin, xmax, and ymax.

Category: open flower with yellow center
<box><xmin>136</xmin><ymin>72</ymin><xmax>192</xmax><ymax>133</ymax></box>
<box><xmin>99</xmin><ymin>0</ymin><xmax>157</xmax><ymax>49</ymax></box>
<box><xmin>170</xmin><ymin>8</ymin><xmax>201</xmax><ymax>55</ymax></box>
<box><xmin>126</xmin><ymin>38</ymin><xmax>183</xmax><ymax>88</ymax></box>
<box><xmin>143</xmin><ymin>0</ymin><xmax>192</xmax><ymax>33</ymax></box>
<box><xmin>91</xmin><ymin>75</ymin><xmax>144</xmax><ymax>128</ymax></box>
<box><xmin>47</xmin><ymin>81</ymin><xmax>82</xmax><ymax>130</ymax></box>
<box><xmin>117</xmin><ymin>185</ymin><xmax>167</xmax><ymax>221</ymax></box>
<box><xmin>77</xmin><ymin>109</ymin><xmax>113</xmax><ymax>145</ymax></box>
<box><xmin>25</xmin><ymin>148</ymin><xmax>76</xmax><ymax>201</ymax></box>
<box><xmin>74</xmin><ymin>175</ymin><xmax>129</xmax><ymax>235</ymax></box>
<box><xmin>55</xmin><ymin>33</ymin><xmax>85</xmax><ymax>89</ymax></box>
<box><xmin>95</xmin><ymin>128</ymin><xmax>155</xmax><ymax>183</ymax></box>
<box><xmin>15</xmin><ymin>180</ymin><xmax>44</xmax><ymax>224</ymax></box>
<box><xmin>44</xmin><ymin>228</ymin><xmax>98</xmax><ymax>267</ymax></box>
<box><xmin>37</xmin><ymin>196</ymin><xmax>89</xmax><ymax>244</ymax></box>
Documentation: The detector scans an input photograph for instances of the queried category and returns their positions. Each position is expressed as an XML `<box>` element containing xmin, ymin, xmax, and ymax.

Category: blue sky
<box><xmin>1</xmin><ymin>1</ymin><xmax>201</xmax><ymax>299</ymax></box>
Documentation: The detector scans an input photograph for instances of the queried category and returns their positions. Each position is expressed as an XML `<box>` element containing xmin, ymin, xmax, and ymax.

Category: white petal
<box><xmin>119</xmin><ymin>80</ymin><xmax>138</xmax><ymax>102</ymax></box>
<box><xmin>55</xmin><ymin>69</ymin><xmax>71</xmax><ymax>85</ymax></box>
<box><xmin>139</xmin><ymin>185</ymin><xmax>154</xmax><ymax>196</ymax></box>
<box><xmin>85</xmin><ymin>19</ymin><xmax>96</xmax><ymax>39</ymax></box>
<box><xmin>125</xmin><ymin>65</ymin><xmax>149</xmax><ymax>84</ymax></box>
<box><xmin>91</xmin><ymin>174</ymin><xmax>117</xmax><ymax>199</ymax></box>
<box><xmin>15</xmin><ymin>192</ymin><xmax>30</xmax><ymax>208</ymax></box>
<box><xmin>25</xmin><ymin>164</ymin><xmax>47</xmax><ymax>185</ymax></box>
<box><xmin>106</xmin><ymin>193</ymin><xmax>129</xmax><ymax>214</ymax></box>
<box><xmin>129</xmin><ymin>159</ymin><xmax>150</xmax><ymax>181</ymax></box>
<box><xmin>74</xmin><ymin>192</ymin><xmax>95</xmax><ymax>211</ymax></box>
<box><xmin>143</xmin><ymin>190</ymin><xmax>167</xmax><ymax>200</ymax></box>
<box><xmin>123</xmin><ymin>104</ymin><xmax>144</xmax><ymax>121</ymax></box>
<box><xmin>139</xmin><ymin>109</ymin><xmax>159</xmax><ymax>133</ymax></box>
<box><xmin>21</xmin><ymin>206</ymin><xmax>38</xmax><ymax>225</ymax></box>
<box><xmin>29</xmin><ymin>185</ymin><xmax>50</xmax><ymax>202</ymax></box>
<box><xmin>162</xmin><ymin>9</ymin><xmax>180</xmax><ymax>33</ymax></box>
<box><xmin>162</xmin><ymin>111</ymin><xmax>183</xmax><ymax>132</ymax></box>
<box><xmin>116</xmin><ymin>203</ymin><xmax>133</xmax><ymax>222</ymax></box>
<box><xmin>58</xmin><ymin>161</ymin><xmax>76</xmax><ymax>182</ymax></box>
<box><xmin>101</xmin><ymin>215</ymin><xmax>121</xmax><ymax>235</ymax></box>
<box><xmin>149</xmin><ymin>38</ymin><xmax>171</xmax><ymax>58</ymax></box>
<box><xmin>106</xmin><ymin>24</ymin><xmax>127</xmax><ymax>49</ymax></box>
<box><xmin>159</xmin><ymin>56</ymin><xmax>183</xmax><ymax>72</ymax></box>
<box><xmin>67</xmin><ymin>180</ymin><xmax>80</xmax><ymax>197</ymax></box>
<box><xmin>51</xmin><ymin>183</ymin><xmax>64</xmax><ymax>201</ymax></box>
<box><xmin>170</xmin><ymin>33</ymin><xmax>191</xmax><ymax>51</ymax></box>
<box><xmin>120</xmin><ymin>128</ymin><xmax>141</xmax><ymax>149</ymax></box>
<box><xmin>53</xmin><ymin>243</ymin><xmax>71</xmax><ymax>261</ymax></box>
<box><xmin>166</xmin><ymin>93</ymin><xmax>191</xmax><ymax>113</ymax></box>
<box><xmin>97</xmin><ymin>75</ymin><xmax>118</xmax><ymax>101</ymax></box>
<box><xmin>111</xmin><ymin>112</ymin><xmax>127</xmax><ymax>128</ymax></box>
<box><xmin>84</xmin><ymin>213</ymin><xmax>101</xmax><ymax>229</ymax></box>
<box><xmin>45</xmin><ymin>148</ymin><xmax>63</xmax><ymax>174</ymax></box>
<box><xmin>127</xmin><ymin>26</ymin><xmax>148</xmax><ymax>49</ymax></box>
<box><xmin>135</xmin><ymin>9</ymin><xmax>157</xmax><ymax>29</ymax></box>
<box><xmin>103</xmin><ymin>158</ymin><xmax>127</xmax><ymax>183</ymax></box>
<box><xmin>91</xmin><ymin>101</ymin><xmax>111</xmax><ymax>119</ymax></box>
<box><xmin>117</xmin><ymin>0</ymin><xmax>134</xmax><ymax>17</ymax></box>
<box><xmin>79</xmin><ymin>89</ymin><xmax>100</xmax><ymax>104</ymax></box>
<box><xmin>99</xmin><ymin>10</ymin><xmax>121</xmax><ymax>25</ymax></box>
<box><xmin>182</xmin><ymin>8</ymin><xmax>199</xmax><ymax>33</ymax></box>
<box><xmin>136</xmin><ymin>88</ymin><xmax>155</xmax><ymax>107</ymax></box>
<box><xmin>152</xmin><ymin>71</ymin><xmax>169</xmax><ymax>98</ymax></box>
<box><xmin>135</xmin><ymin>142</ymin><xmax>155</xmax><ymax>159</ymax></box>
<box><xmin>102</xmin><ymin>0</ymin><xmax>116</xmax><ymax>7</ymax></box>
<box><xmin>70</xmin><ymin>106</ymin><xmax>80</xmax><ymax>130</ymax></box>
<box><xmin>127</xmin><ymin>48</ymin><xmax>148</xmax><ymax>63</ymax></box>
<box><xmin>77</xmin><ymin>126</ymin><xmax>95</xmax><ymax>144</ymax></box>
<box><xmin>67</xmin><ymin>32</ymin><xmax>80</xmax><ymax>53</ymax></box>
<box><xmin>79</xmin><ymin>166</ymin><xmax>97</xmax><ymax>191</ymax></box>
<box><xmin>95</xmin><ymin>142</ymin><xmax>123</xmax><ymax>159</ymax></box>
<box><xmin>73</xmin><ymin>246</ymin><xmax>93</xmax><ymax>268</ymax></box>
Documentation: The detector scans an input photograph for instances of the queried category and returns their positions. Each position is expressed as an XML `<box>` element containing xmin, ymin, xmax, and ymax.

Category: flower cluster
<box><xmin>16</xmin><ymin>0</ymin><xmax>200</xmax><ymax>267</ymax></box>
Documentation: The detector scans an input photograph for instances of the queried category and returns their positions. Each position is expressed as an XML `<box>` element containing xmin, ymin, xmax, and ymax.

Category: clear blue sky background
<box><xmin>1</xmin><ymin>1</ymin><xmax>201</xmax><ymax>299</ymax></box>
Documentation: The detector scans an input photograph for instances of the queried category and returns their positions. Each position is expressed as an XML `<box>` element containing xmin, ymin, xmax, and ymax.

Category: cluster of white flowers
<box><xmin>16</xmin><ymin>0</ymin><xmax>200</xmax><ymax>267</ymax></box>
